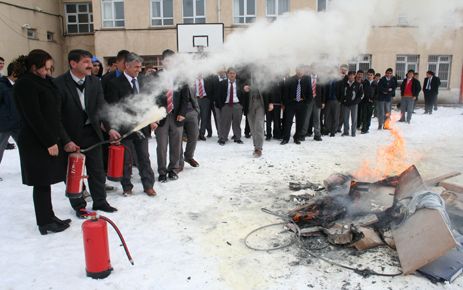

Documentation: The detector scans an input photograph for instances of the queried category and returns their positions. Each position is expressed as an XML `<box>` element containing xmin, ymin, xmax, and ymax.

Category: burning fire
<box><xmin>353</xmin><ymin>113</ymin><xmax>411</xmax><ymax>182</ymax></box>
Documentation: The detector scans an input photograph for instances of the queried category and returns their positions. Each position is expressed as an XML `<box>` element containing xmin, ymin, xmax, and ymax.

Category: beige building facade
<box><xmin>0</xmin><ymin>0</ymin><xmax>462</xmax><ymax>102</ymax></box>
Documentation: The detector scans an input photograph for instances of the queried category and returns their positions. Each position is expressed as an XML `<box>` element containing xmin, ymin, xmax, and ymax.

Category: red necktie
<box><xmin>229</xmin><ymin>81</ymin><xmax>234</xmax><ymax>107</ymax></box>
<box><xmin>166</xmin><ymin>89</ymin><xmax>173</xmax><ymax>113</ymax></box>
<box><xmin>312</xmin><ymin>78</ymin><xmax>316</xmax><ymax>97</ymax></box>
<box><xmin>198</xmin><ymin>79</ymin><xmax>204</xmax><ymax>98</ymax></box>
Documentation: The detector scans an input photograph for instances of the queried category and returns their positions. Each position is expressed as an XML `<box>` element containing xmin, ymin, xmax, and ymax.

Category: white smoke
<box><xmin>106</xmin><ymin>0</ymin><xmax>463</xmax><ymax>132</ymax></box>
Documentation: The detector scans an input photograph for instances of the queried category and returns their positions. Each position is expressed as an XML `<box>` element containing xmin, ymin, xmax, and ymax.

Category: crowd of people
<box><xmin>0</xmin><ymin>49</ymin><xmax>441</xmax><ymax>235</ymax></box>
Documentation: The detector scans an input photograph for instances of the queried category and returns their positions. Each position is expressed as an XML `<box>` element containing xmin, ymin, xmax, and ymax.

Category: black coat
<box><xmin>14</xmin><ymin>73</ymin><xmax>66</xmax><ymax>186</ymax></box>
<box><xmin>283</xmin><ymin>75</ymin><xmax>313</xmax><ymax>105</ymax></box>
<box><xmin>156</xmin><ymin>84</ymin><xmax>189</xmax><ymax>127</ymax></box>
<box><xmin>311</xmin><ymin>77</ymin><xmax>325</xmax><ymax>108</ymax></box>
<box><xmin>0</xmin><ymin>76</ymin><xmax>20</xmax><ymax>132</ymax></box>
<box><xmin>377</xmin><ymin>76</ymin><xmax>398</xmax><ymax>102</ymax></box>
<box><xmin>340</xmin><ymin>80</ymin><xmax>363</xmax><ymax>106</ymax></box>
<box><xmin>361</xmin><ymin>79</ymin><xmax>378</xmax><ymax>103</ymax></box>
<box><xmin>423</xmin><ymin>76</ymin><xmax>441</xmax><ymax>96</ymax></box>
<box><xmin>105</xmin><ymin>73</ymin><xmax>152</xmax><ymax>136</ymax></box>
<box><xmin>400</xmin><ymin>78</ymin><xmax>421</xmax><ymax>97</ymax></box>
<box><xmin>53</xmin><ymin>71</ymin><xmax>111</xmax><ymax>145</ymax></box>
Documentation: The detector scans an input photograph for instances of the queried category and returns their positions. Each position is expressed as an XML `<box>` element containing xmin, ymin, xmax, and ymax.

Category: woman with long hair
<box><xmin>14</xmin><ymin>49</ymin><xmax>70</xmax><ymax>235</ymax></box>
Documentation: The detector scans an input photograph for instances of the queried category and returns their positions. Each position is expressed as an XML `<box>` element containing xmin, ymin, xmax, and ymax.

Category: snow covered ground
<box><xmin>1</xmin><ymin>106</ymin><xmax>463</xmax><ymax>290</ymax></box>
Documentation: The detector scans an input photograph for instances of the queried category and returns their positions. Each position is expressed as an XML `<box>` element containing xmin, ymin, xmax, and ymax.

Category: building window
<box><xmin>317</xmin><ymin>0</ymin><xmax>332</xmax><ymax>12</ymax></box>
<box><xmin>102</xmin><ymin>0</ymin><xmax>124</xmax><ymax>28</ymax></box>
<box><xmin>348</xmin><ymin>54</ymin><xmax>372</xmax><ymax>72</ymax></box>
<box><xmin>65</xmin><ymin>3</ymin><xmax>94</xmax><ymax>33</ymax></box>
<box><xmin>428</xmin><ymin>55</ymin><xmax>452</xmax><ymax>89</ymax></box>
<box><xmin>46</xmin><ymin>31</ymin><xmax>54</xmax><ymax>41</ymax></box>
<box><xmin>183</xmin><ymin>0</ymin><xmax>205</xmax><ymax>24</ymax></box>
<box><xmin>151</xmin><ymin>0</ymin><xmax>174</xmax><ymax>26</ymax></box>
<box><xmin>266</xmin><ymin>0</ymin><xmax>289</xmax><ymax>21</ymax></box>
<box><xmin>26</xmin><ymin>28</ymin><xmax>38</xmax><ymax>39</ymax></box>
<box><xmin>396</xmin><ymin>55</ymin><xmax>419</xmax><ymax>81</ymax></box>
<box><xmin>234</xmin><ymin>0</ymin><xmax>256</xmax><ymax>24</ymax></box>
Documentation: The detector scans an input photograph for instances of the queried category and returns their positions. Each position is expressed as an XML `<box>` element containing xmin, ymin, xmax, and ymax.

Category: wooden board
<box><xmin>392</xmin><ymin>208</ymin><xmax>458</xmax><ymax>274</ymax></box>
<box><xmin>425</xmin><ymin>172</ymin><xmax>461</xmax><ymax>187</ymax></box>
<box><xmin>439</xmin><ymin>181</ymin><xmax>463</xmax><ymax>194</ymax></box>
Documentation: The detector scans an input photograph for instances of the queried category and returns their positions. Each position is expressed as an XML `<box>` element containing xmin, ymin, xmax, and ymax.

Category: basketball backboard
<box><xmin>177</xmin><ymin>23</ymin><xmax>224</xmax><ymax>53</ymax></box>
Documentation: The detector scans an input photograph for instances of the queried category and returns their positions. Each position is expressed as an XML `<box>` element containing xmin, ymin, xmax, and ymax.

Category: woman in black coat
<box><xmin>13</xmin><ymin>50</ymin><xmax>70</xmax><ymax>235</ymax></box>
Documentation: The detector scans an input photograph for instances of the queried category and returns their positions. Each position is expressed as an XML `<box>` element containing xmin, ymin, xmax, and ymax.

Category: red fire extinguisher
<box><xmin>107</xmin><ymin>144</ymin><xmax>125</xmax><ymax>181</ymax></box>
<box><xmin>82</xmin><ymin>211</ymin><xmax>134</xmax><ymax>279</ymax></box>
<box><xmin>65</xmin><ymin>152</ymin><xmax>87</xmax><ymax>199</ymax></box>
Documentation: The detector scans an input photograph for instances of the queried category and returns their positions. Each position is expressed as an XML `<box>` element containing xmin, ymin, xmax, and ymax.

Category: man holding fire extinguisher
<box><xmin>54</xmin><ymin>49</ymin><xmax>120</xmax><ymax>217</ymax></box>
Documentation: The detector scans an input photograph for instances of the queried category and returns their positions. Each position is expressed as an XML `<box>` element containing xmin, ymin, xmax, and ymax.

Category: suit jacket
<box><xmin>105</xmin><ymin>73</ymin><xmax>151</xmax><ymax>136</ymax></box>
<box><xmin>377</xmin><ymin>76</ymin><xmax>398</xmax><ymax>102</ymax></box>
<box><xmin>156</xmin><ymin>84</ymin><xmax>189</xmax><ymax>127</ymax></box>
<box><xmin>101</xmin><ymin>70</ymin><xmax>119</xmax><ymax>95</ymax></box>
<box><xmin>216</xmin><ymin>79</ymin><xmax>247</xmax><ymax>109</ymax></box>
<box><xmin>311</xmin><ymin>77</ymin><xmax>325</xmax><ymax>108</ymax></box>
<box><xmin>188</xmin><ymin>85</ymin><xmax>201</xmax><ymax>113</ymax></box>
<box><xmin>0</xmin><ymin>76</ymin><xmax>20</xmax><ymax>131</ymax></box>
<box><xmin>53</xmin><ymin>71</ymin><xmax>109</xmax><ymax>145</ymax></box>
<box><xmin>282</xmin><ymin>75</ymin><xmax>313</xmax><ymax>105</ymax></box>
<box><xmin>400</xmin><ymin>78</ymin><xmax>421</xmax><ymax>97</ymax></box>
<box><xmin>423</xmin><ymin>76</ymin><xmax>440</xmax><ymax>96</ymax></box>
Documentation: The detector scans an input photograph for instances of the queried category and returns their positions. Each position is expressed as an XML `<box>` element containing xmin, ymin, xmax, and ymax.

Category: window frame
<box><xmin>182</xmin><ymin>0</ymin><xmax>206</xmax><ymax>24</ymax></box>
<box><xmin>266</xmin><ymin>0</ymin><xmax>289</xmax><ymax>21</ymax></box>
<box><xmin>348</xmin><ymin>54</ymin><xmax>372</xmax><ymax>72</ymax></box>
<box><xmin>428</xmin><ymin>55</ymin><xmax>452</xmax><ymax>89</ymax></box>
<box><xmin>26</xmin><ymin>28</ymin><xmax>38</xmax><ymax>40</ymax></box>
<box><xmin>395</xmin><ymin>54</ymin><xmax>420</xmax><ymax>82</ymax></box>
<box><xmin>316</xmin><ymin>0</ymin><xmax>332</xmax><ymax>12</ymax></box>
<box><xmin>233</xmin><ymin>0</ymin><xmax>256</xmax><ymax>25</ymax></box>
<box><xmin>65</xmin><ymin>2</ymin><xmax>94</xmax><ymax>34</ymax></box>
<box><xmin>101</xmin><ymin>0</ymin><xmax>125</xmax><ymax>28</ymax></box>
<box><xmin>150</xmin><ymin>0</ymin><xmax>175</xmax><ymax>26</ymax></box>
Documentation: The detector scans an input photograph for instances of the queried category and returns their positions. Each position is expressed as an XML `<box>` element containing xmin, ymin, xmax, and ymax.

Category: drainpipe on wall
<box><xmin>460</xmin><ymin>65</ymin><xmax>463</xmax><ymax>104</ymax></box>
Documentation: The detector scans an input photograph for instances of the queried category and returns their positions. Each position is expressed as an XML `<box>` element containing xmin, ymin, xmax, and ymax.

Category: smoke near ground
<box><xmin>105</xmin><ymin>0</ymin><xmax>463</xmax><ymax>132</ymax></box>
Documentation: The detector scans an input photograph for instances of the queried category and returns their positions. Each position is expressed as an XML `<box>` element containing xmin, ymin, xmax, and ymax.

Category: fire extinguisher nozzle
<box><xmin>130</xmin><ymin>259</ymin><xmax>134</xmax><ymax>265</ymax></box>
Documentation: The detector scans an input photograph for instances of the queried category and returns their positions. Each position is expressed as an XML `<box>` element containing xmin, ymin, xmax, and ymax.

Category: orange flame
<box><xmin>352</xmin><ymin>113</ymin><xmax>410</xmax><ymax>182</ymax></box>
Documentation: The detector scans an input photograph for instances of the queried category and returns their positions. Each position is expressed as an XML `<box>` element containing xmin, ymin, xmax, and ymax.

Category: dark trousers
<box><xmin>33</xmin><ymin>185</ymin><xmax>54</xmax><ymax>226</ymax></box>
<box><xmin>210</xmin><ymin>102</ymin><xmax>220</xmax><ymax>137</ymax></box>
<box><xmin>179</xmin><ymin>110</ymin><xmax>199</xmax><ymax>170</ymax></box>
<box><xmin>424</xmin><ymin>92</ymin><xmax>437</xmax><ymax>113</ymax></box>
<box><xmin>265</xmin><ymin>105</ymin><xmax>282</xmax><ymax>139</ymax></box>
<box><xmin>245</xmin><ymin>115</ymin><xmax>251</xmax><ymax>137</ymax></box>
<box><xmin>324</xmin><ymin>100</ymin><xmax>340</xmax><ymax>135</ymax></box>
<box><xmin>122</xmin><ymin>133</ymin><xmax>155</xmax><ymax>191</ymax></box>
<box><xmin>197</xmin><ymin>97</ymin><xmax>211</xmax><ymax>137</ymax></box>
<box><xmin>282</xmin><ymin>101</ymin><xmax>307</xmax><ymax>141</ymax></box>
<box><xmin>69</xmin><ymin>125</ymin><xmax>107</xmax><ymax>210</ymax></box>
<box><xmin>359</xmin><ymin>102</ymin><xmax>374</xmax><ymax>132</ymax></box>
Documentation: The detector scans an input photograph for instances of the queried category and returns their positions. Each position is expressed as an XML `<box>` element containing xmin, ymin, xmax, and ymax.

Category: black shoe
<box><xmin>218</xmin><ymin>140</ymin><xmax>225</xmax><ymax>146</ymax></box>
<box><xmin>245</xmin><ymin>134</ymin><xmax>251</xmax><ymax>138</ymax></box>
<box><xmin>234</xmin><ymin>139</ymin><xmax>244</xmax><ymax>144</ymax></box>
<box><xmin>378</xmin><ymin>126</ymin><xmax>382</xmax><ymax>130</ymax></box>
<box><xmin>159</xmin><ymin>174</ymin><xmax>167</xmax><ymax>183</ymax></box>
<box><xmin>434</xmin><ymin>107</ymin><xmax>438</xmax><ymax>111</ymax></box>
<box><xmin>307</xmin><ymin>133</ymin><xmax>313</xmax><ymax>137</ymax></box>
<box><xmin>351</xmin><ymin>133</ymin><xmax>356</xmax><ymax>137</ymax></box>
<box><xmin>280</xmin><ymin>140</ymin><xmax>289</xmax><ymax>145</ymax></box>
<box><xmin>341</xmin><ymin>133</ymin><xmax>349</xmax><ymax>136</ymax></box>
<box><xmin>329</xmin><ymin>133</ymin><xmax>335</xmax><ymax>137</ymax></box>
<box><xmin>75</xmin><ymin>208</ymin><xmax>87</xmax><ymax>219</ymax></box>
<box><xmin>105</xmin><ymin>184</ymin><xmax>116</xmax><ymax>191</ymax></box>
<box><xmin>314</xmin><ymin>136</ymin><xmax>322</xmax><ymax>141</ymax></box>
<box><xmin>399</xmin><ymin>119</ymin><xmax>405</xmax><ymax>122</ymax></box>
<box><xmin>199</xmin><ymin>135</ymin><xmax>206</xmax><ymax>141</ymax></box>
<box><xmin>39</xmin><ymin>221</ymin><xmax>70</xmax><ymax>235</ymax></box>
<box><xmin>265</xmin><ymin>135</ymin><xmax>272</xmax><ymax>141</ymax></box>
<box><xmin>207</xmin><ymin>132</ymin><xmax>213</xmax><ymax>137</ymax></box>
<box><xmin>336</xmin><ymin>129</ymin><xmax>342</xmax><ymax>133</ymax></box>
<box><xmin>52</xmin><ymin>216</ymin><xmax>71</xmax><ymax>225</ymax></box>
<box><xmin>294</xmin><ymin>139</ymin><xmax>301</xmax><ymax>144</ymax></box>
<box><xmin>185</xmin><ymin>158</ymin><xmax>199</xmax><ymax>167</ymax></box>
<box><xmin>168</xmin><ymin>171</ymin><xmax>178</xmax><ymax>180</ymax></box>
<box><xmin>93</xmin><ymin>202</ymin><xmax>118</xmax><ymax>213</ymax></box>
<box><xmin>361</xmin><ymin>131</ymin><xmax>369</xmax><ymax>134</ymax></box>
<box><xmin>299</xmin><ymin>136</ymin><xmax>306</xmax><ymax>141</ymax></box>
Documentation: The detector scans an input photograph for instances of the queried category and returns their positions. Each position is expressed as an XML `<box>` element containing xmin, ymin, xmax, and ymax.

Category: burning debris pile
<box><xmin>287</xmin><ymin>165</ymin><xmax>463</xmax><ymax>283</ymax></box>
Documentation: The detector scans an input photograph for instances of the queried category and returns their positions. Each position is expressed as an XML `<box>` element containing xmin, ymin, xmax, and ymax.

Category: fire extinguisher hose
<box><xmin>80</xmin><ymin>130</ymin><xmax>144</xmax><ymax>153</ymax></box>
<box><xmin>99</xmin><ymin>215</ymin><xmax>134</xmax><ymax>265</ymax></box>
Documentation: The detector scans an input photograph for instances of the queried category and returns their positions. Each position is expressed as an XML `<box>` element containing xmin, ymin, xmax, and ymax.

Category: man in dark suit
<box><xmin>340</xmin><ymin>71</ymin><xmax>363</xmax><ymax>137</ymax></box>
<box><xmin>195</xmin><ymin>74</ymin><xmax>216</xmax><ymax>140</ymax></box>
<box><xmin>423</xmin><ymin>70</ymin><xmax>441</xmax><ymax>114</ymax></box>
<box><xmin>264</xmin><ymin>79</ymin><xmax>283</xmax><ymax>140</ymax></box>
<box><xmin>376</xmin><ymin>68</ymin><xmax>397</xmax><ymax>129</ymax></box>
<box><xmin>54</xmin><ymin>49</ymin><xmax>120</xmax><ymax>216</ymax></box>
<box><xmin>152</xmin><ymin>49</ymin><xmax>189</xmax><ymax>182</ymax></box>
<box><xmin>400</xmin><ymin>69</ymin><xmax>421</xmax><ymax>123</ymax></box>
<box><xmin>216</xmin><ymin>67</ymin><xmax>247</xmax><ymax>145</ymax></box>
<box><xmin>359</xmin><ymin>69</ymin><xmax>377</xmax><ymax>134</ymax></box>
<box><xmin>101</xmin><ymin>50</ymin><xmax>129</xmax><ymax>94</ymax></box>
<box><xmin>105</xmin><ymin>52</ymin><xmax>156</xmax><ymax>196</ymax></box>
<box><xmin>304</xmin><ymin>70</ymin><xmax>324</xmax><ymax>141</ymax></box>
<box><xmin>281</xmin><ymin>65</ymin><xmax>312</xmax><ymax>144</ymax></box>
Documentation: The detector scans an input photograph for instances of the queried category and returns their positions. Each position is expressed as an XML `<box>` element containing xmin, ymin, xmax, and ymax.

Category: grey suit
<box><xmin>53</xmin><ymin>71</ymin><xmax>110</xmax><ymax>210</ymax></box>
